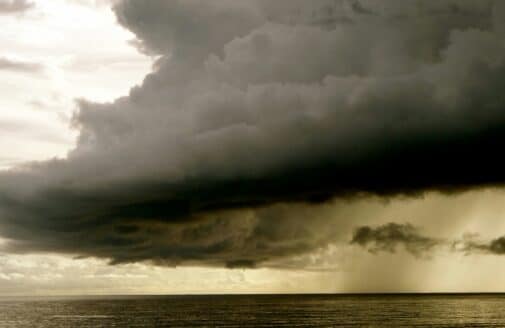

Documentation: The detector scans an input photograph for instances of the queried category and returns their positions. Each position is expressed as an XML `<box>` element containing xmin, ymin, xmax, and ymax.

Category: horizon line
<box><xmin>3</xmin><ymin>292</ymin><xmax>505</xmax><ymax>298</ymax></box>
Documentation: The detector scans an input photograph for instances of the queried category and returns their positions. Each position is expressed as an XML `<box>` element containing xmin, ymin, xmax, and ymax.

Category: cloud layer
<box><xmin>1</xmin><ymin>0</ymin><xmax>505</xmax><ymax>267</ymax></box>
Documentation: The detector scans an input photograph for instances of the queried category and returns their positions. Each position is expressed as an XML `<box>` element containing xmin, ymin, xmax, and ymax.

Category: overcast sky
<box><xmin>1</xmin><ymin>0</ymin><xmax>505</xmax><ymax>295</ymax></box>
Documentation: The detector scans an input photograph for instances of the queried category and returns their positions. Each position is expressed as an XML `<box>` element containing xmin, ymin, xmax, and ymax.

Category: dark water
<box><xmin>1</xmin><ymin>294</ymin><xmax>505</xmax><ymax>327</ymax></box>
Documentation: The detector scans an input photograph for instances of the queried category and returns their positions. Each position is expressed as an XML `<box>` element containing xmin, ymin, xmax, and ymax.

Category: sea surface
<box><xmin>1</xmin><ymin>294</ymin><xmax>505</xmax><ymax>327</ymax></box>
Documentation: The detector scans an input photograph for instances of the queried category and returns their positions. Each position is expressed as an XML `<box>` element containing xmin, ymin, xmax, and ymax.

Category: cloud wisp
<box><xmin>0</xmin><ymin>57</ymin><xmax>42</xmax><ymax>73</ymax></box>
<box><xmin>1</xmin><ymin>1</ymin><xmax>505</xmax><ymax>268</ymax></box>
<box><xmin>0</xmin><ymin>0</ymin><xmax>33</xmax><ymax>15</ymax></box>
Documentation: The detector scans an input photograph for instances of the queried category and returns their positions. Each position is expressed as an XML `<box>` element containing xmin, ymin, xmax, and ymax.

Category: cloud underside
<box><xmin>1</xmin><ymin>0</ymin><xmax>505</xmax><ymax>268</ymax></box>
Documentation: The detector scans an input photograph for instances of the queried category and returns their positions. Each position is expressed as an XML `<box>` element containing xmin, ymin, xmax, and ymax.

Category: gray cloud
<box><xmin>0</xmin><ymin>57</ymin><xmax>42</xmax><ymax>73</ymax></box>
<box><xmin>352</xmin><ymin>223</ymin><xmax>505</xmax><ymax>259</ymax></box>
<box><xmin>0</xmin><ymin>0</ymin><xmax>33</xmax><ymax>15</ymax></box>
<box><xmin>351</xmin><ymin>223</ymin><xmax>441</xmax><ymax>257</ymax></box>
<box><xmin>1</xmin><ymin>0</ymin><xmax>505</xmax><ymax>268</ymax></box>
<box><xmin>1</xmin><ymin>201</ymin><xmax>345</xmax><ymax>268</ymax></box>
<box><xmin>453</xmin><ymin>234</ymin><xmax>505</xmax><ymax>255</ymax></box>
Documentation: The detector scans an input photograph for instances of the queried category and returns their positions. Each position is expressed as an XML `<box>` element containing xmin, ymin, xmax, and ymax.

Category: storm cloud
<box><xmin>1</xmin><ymin>0</ymin><xmax>505</xmax><ymax>267</ymax></box>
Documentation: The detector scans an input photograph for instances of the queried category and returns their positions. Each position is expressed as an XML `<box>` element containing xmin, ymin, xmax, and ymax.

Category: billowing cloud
<box><xmin>0</xmin><ymin>0</ymin><xmax>33</xmax><ymax>14</ymax></box>
<box><xmin>351</xmin><ymin>223</ymin><xmax>441</xmax><ymax>257</ymax></box>
<box><xmin>1</xmin><ymin>0</ymin><xmax>505</xmax><ymax>267</ymax></box>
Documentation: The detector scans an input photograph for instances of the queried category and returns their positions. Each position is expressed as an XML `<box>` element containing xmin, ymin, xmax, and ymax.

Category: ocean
<box><xmin>1</xmin><ymin>294</ymin><xmax>504</xmax><ymax>327</ymax></box>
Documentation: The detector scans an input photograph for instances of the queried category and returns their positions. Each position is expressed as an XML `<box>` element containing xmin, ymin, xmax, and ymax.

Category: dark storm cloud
<box><xmin>1</xmin><ymin>199</ymin><xmax>343</xmax><ymax>267</ymax></box>
<box><xmin>351</xmin><ymin>223</ymin><xmax>441</xmax><ymax>257</ymax></box>
<box><xmin>1</xmin><ymin>0</ymin><xmax>505</xmax><ymax>267</ymax></box>
<box><xmin>0</xmin><ymin>57</ymin><xmax>42</xmax><ymax>73</ymax></box>
<box><xmin>0</xmin><ymin>0</ymin><xmax>33</xmax><ymax>14</ymax></box>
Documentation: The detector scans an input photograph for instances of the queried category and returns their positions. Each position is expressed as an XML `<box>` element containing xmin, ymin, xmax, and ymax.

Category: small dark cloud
<box><xmin>0</xmin><ymin>57</ymin><xmax>42</xmax><ymax>73</ymax></box>
<box><xmin>351</xmin><ymin>224</ymin><xmax>505</xmax><ymax>259</ymax></box>
<box><xmin>453</xmin><ymin>234</ymin><xmax>505</xmax><ymax>255</ymax></box>
<box><xmin>351</xmin><ymin>223</ymin><xmax>441</xmax><ymax>257</ymax></box>
<box><xmin>0</xmin><ymin>0</ymin><xmax>34</xmax><ymax>15</ymax></box>
<box><xmin>488</xmin><ymin>237</ymin><xmax>505</xmax><ymax>254</ymax></box>
<box><xmin>350</xmin><ymin>1</ymin><xmax>375</xmax><ymax>16</ymax></box>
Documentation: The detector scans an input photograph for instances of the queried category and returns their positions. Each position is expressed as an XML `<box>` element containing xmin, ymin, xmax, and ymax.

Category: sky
<box><xmin>1</xmin><ymin>0</ymin><xmax>505</xmax><ymax>295</ymax></box>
